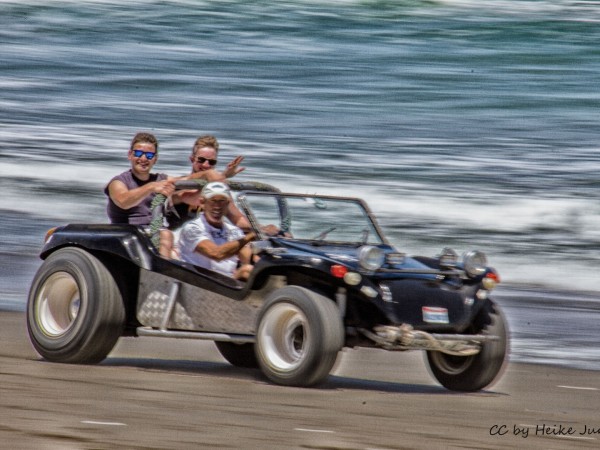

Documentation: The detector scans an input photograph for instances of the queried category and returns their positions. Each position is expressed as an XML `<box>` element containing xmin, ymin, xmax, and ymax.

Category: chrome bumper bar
<box><xmin>359</xmin><ymin>324</ymin><xmax>499</xmax><ymax>356</ymax></box>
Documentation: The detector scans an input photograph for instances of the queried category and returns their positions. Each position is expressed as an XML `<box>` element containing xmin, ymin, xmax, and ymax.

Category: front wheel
<box><xmin>426</xmin><ymin>299</ymin><xmax>508</xmax><ymax>392</ymax></box>
<box><xmin>255</xmin><ymin>286</ymin><xmax>344</xmax><ymax>387</ymax></box>
<box><xmin>27</xmin><ymin>247</ymin><xmax>125</xmax><ymax>364</ymax></box>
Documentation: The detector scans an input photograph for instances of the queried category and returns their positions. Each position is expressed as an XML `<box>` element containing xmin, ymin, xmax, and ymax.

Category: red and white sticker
<box><xmin>422</xmin><ymin>306</ymin><xmax>449</xmax><ymax>324</ymax></box>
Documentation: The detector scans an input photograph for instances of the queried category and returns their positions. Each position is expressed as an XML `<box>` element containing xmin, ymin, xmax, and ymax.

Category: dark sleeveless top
<box><xmin>165</xmin><ymin>202</ymin><xmax>201</xmax><ymax>230</ymax></box>
<box><xmin>104</xmin><ymin>170</ymin><xmax>168</xmax><ymax>226</ymax></box>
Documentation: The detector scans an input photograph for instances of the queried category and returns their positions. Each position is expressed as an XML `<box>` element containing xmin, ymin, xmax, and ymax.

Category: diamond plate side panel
<box><xmin>137</xmin><ymin>272</ymin><xmax>196</xmax><ymax>330</ymax></box>
<box><xmin>136</xmin><ymin>269</ymin><xmax>283</xmax><ymax>334</ymax></box>
<box><xmin>178</xmin><ymin>283</ymin><xmax>259</xmax><ymax>334</ymax></box>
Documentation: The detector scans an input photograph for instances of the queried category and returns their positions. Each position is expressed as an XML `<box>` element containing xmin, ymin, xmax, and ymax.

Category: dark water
<box><xmin>1</xmin><ymin>1</ymin><xmax>600</xmax><ymax>367</ymax></box>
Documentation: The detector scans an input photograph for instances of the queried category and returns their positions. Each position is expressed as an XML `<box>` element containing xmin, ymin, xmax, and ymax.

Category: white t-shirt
<box><xmin>177</xmin><ymin>214</ymin><xmax>245</xmax><ymax>277</ymax></box>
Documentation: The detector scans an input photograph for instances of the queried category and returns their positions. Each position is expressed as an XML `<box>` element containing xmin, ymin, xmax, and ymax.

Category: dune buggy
<box><xmin>27</xmin><ymin>180</ymin><xmax>507</xmax><ymax>390</ymax></box>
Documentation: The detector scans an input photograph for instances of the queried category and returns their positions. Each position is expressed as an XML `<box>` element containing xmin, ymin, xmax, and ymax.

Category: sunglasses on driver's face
<box><xmin>195</xmin><ymin>157</ymin><xmax>217</xmax><ymax>166</ymax></box>
<box><xmin>132</xmin><ymin>149</ymin><xmax>156</xmax><ymax>160</ymax></box>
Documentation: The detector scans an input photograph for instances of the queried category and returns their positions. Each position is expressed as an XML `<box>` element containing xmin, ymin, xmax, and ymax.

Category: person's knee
<box><xmin>159</xmin><ymin>229</ymin><xmax>174</xmax><ymax>258</ymax></box>
<box><xmin>234</xmin><ymin>263</ymin><xmax>253</xmax><ymax>281</ymax></box>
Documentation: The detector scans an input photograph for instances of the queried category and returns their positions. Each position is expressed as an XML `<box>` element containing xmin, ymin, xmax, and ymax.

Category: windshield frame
<box><xmin>236</xmin><ymin>191</ymin><xmax>390</xmax><ymax>245</ymax></box>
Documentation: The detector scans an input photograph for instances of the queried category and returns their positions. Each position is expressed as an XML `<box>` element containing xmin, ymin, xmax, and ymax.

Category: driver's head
<box><xmin>200</xmin><ymin>182</ymin><xmax>231</xmax><ymax>224</ymax></box>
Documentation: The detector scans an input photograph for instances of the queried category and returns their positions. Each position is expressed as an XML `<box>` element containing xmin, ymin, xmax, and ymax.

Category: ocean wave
<box><xmin>4</xmin><ymin>0</ymin><xmax>600</xmax><ymax>27</ymax></box>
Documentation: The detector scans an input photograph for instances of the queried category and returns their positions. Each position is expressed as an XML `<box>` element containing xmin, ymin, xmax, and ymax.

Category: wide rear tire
<box><xmin>426</xmin><ymin>299</ymin><xmax>508</xmax><ymax>392</ymax></box>
<box><xmin>255</xmin><ymin>286</ymin><xmax>344</xmax><ymax>387</ymax></box>
<box><xmin>27</xmin><ymin>247</ymin><xmax>125</xmax><ymax>364</ymax></box>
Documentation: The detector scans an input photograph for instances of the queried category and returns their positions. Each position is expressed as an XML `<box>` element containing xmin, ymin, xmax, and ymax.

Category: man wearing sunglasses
<box><xmin>166</xmin><ymin>135</ymin><xmax>249</xmax><ymax>231</ymax></box>
<box><xmin>189</xmin><ymin>134</ymin><xmax>245</xmax><ymax>181</ymax></box>
<box><xmin>105</xmin><ymin>132</ymin><xmax>176</xmax><ymax>227</ymax></box>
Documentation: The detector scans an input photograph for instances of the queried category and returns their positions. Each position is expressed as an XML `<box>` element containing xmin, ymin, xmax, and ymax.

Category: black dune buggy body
<box><xmin>27</xmin><ymin>180</ymin><xmax>507</xmax><ymax>390</ymax></box>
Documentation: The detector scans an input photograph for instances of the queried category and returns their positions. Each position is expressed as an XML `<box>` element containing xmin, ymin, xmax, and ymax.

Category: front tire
<box><xmin>27</xmin><ymin>247</ymin><xmax>125</xmax><ymax>364</ymax></box>
<box><xmin>255</xmin><ymin>286</ymin><xmax>344</xmax><ymax>387</ymax></box>
<box><xmin>426</xmin><ymin>299</ymin><xmax>508</xmax><ymax>392</ymax></box>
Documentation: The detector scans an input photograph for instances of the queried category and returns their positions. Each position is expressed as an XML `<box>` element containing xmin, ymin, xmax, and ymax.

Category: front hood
<box><xmin>272</xmin><ymin>239</ymin><xmax>433</xmax><ymax>274</ymax></box>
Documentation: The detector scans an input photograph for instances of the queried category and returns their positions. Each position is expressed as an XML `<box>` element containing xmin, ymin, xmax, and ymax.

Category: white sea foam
<box><xmin>263</xmin><ymin>175</ymin><xmax>600</xmax><ymax>236</ymax></box>
<box><xmin>375</xmin><ymin>195</ymin><xmax>600</xmax><ymax>234</ymax></box>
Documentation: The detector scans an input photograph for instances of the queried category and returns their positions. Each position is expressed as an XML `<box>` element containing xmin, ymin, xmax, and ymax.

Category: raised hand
<box><xmin>222</xmin><ymin>155</ymin><xmax>246</xmax><ymax>179</ymax></box>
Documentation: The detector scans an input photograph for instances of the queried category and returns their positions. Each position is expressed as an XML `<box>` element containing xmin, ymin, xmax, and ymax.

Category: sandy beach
<box><xmin>1</xmin><ymin>309</ymin><xmax>599</xmax><ymax>449</ymax></box>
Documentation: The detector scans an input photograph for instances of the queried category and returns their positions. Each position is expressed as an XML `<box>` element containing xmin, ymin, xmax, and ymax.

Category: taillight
<box><xmin>44</xmin><ymin>227</ymin><xmax>58</xmax><ymax>243</ymax></box>
<box><xmin>330</xmin><ymin>265</ymin><xmax>348</xmax><ymax>278</ymax></box>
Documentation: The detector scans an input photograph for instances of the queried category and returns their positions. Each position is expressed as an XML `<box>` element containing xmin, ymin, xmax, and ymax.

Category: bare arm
<box><xmin>171</xmin><ymin>189</ymin><xmax>202</xmax><ymax>206</ymax></box>
<box><xmin>195</xmin><ymin>232</ymin><xmax>256</xmax><ymax>261</ymax></box>
<box><xmin>238</xmin><ymin>243</ymin><xmax>252</xmax><ymax>265</ymax></box>
<box><xmin>108</xmin><ymin>179</ymin><xmax>175</xmax><ymax>210</ymax></box>
<box><xmin>185</xmin><ymin>169</ymin><xmax>227</xmax><ymax>182</ymax></box>
<box><xmin>226</xmin><ymin>203</ymin><xmax>252</xmax><ymax>231</ymax></box>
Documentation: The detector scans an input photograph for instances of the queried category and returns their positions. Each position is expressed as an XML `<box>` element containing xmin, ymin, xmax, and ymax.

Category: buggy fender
<box><xmin>40</xmin><ymin>224</ymin><xmax>154</xmax><ymax>270</ymax></box>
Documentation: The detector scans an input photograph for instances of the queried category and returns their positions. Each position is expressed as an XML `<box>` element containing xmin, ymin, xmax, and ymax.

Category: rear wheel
<box><xmin>215</xmin><ymin>342</ymin><xmax>258</xmax><ymax>368</ymax></box>
<box><xmin>255</xmin><ymin>286</ymin><xmax>344</xmax><ymax>387</ymax></box>
<box><xmin>27</xmin><ymin>247</ymin><xmax>125</xmax><ymax>364</ymax></box>
<box><xmin>426</xmin><ymin>299</ymin><xmax>508</xmax><ymax>392</ymax></box>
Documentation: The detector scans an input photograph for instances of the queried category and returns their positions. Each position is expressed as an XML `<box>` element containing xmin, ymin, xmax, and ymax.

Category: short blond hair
<box><xmin>192</xmin><ymin>135</ymin><xmax>219</xmax><ymax>156</ymax></box>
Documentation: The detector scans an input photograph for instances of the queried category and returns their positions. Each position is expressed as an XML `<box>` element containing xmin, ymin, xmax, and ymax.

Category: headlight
<box><xmin>463</xmin><ymin>250</ymin><xmax>488</xmax><ymax>278</ymax></box>
<box><xmin>358</xmin><ymin>245</ymin><xmax>385</xmax><ymax>271</ymax></box>
<box><xmin>439</xmin><ymin>247</ymin><xmax>458</xmax><ymax>268</ymax></box>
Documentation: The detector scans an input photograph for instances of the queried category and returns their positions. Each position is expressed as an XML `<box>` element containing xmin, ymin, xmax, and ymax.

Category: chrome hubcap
<box><xmin>259</xmin><ymin>303</ymin><xmax>309</xmax><ymax>371</ymax></box>
<box><xmin>36</xmin><ymin>272</ymin><xmax>81</xmax><ymax>337</ymax></box>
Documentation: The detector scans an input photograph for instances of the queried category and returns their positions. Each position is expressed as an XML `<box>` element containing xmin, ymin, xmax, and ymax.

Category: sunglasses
<box><xmin>194</xmin><ymin>157</ymin><xmax>217</xmax><ymax>166</ymax></box>
<box><xmin>132</xmin><ymin>149</ymin><xmax>156</xmax><ymax>160</ymax></box>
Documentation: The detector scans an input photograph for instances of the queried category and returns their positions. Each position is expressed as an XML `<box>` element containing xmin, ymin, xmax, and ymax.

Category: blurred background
<box><xmin>1</xmin><ymin>0</ymin><xmax>599</xmax><ymax>312</ymax></box>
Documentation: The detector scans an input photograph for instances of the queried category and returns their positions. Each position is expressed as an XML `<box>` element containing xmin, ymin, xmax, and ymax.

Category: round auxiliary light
<box><xmin>358</xmin><ymin>245</ymin><xmax>385</xmax><ymax>271</ymax></box>
<box><xmin>439</xmin><ymin>247</ymin><xmax>458</xmax><ymax>268</ymax></box>
<box><xmin>463</xmin><ymin>250</ymin><xmax>488</xmax><ymax>278</ymax></box>
<box><xmin>343</xmin><ymin>272</ymin><xmax>362</xmax><ymax>286</ymax></box>
<box><xmin>482</xmin><ymin>270</ymin><xmax>500</xmax><ymax>290</ymax></box>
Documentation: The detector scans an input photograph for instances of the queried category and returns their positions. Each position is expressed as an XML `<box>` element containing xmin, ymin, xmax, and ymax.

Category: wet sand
<box><xmin>1</xmin><ymin>309</ymin><xmax>599</xmax><ymax>449</ymax></box>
